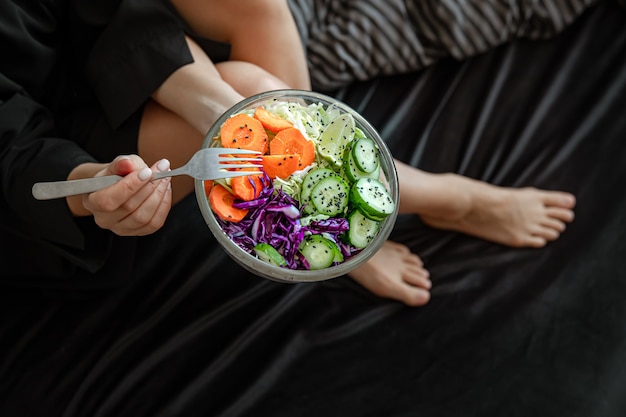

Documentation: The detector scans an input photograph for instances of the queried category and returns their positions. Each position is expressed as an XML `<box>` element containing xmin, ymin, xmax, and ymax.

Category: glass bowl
<box><xmin>194</xmin><ymin>89</ymin><xmax>399</xmax><ymax>283</ymax></box>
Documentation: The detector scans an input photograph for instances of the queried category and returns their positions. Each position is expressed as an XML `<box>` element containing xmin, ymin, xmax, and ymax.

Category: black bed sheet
<box><xmin>2</xmin><ymin>2</ymin><xmax>626</xmax><ymax>416</ymax></box>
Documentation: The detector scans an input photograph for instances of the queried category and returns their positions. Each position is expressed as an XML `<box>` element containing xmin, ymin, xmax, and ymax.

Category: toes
<box><xmin>541</xmin><ymin>217</ymin><xmax>567</xmax><ymax>232</ymax></box>
<box><xmin>369</xmin><ymin>275</ymin><xmax>431</xmax><ymax>307</ymax></box>
<box><xmin>404</xmin><ymin>268</ymin><xmax>431</xmax><ymax>290</ymax></box>
<box><xmin>404</xmin><ymin>252</ymin><xmax>424</xmax><ymax>268</ymax></box>
<box><xmin>546</xmin><ymin>207</ymin><xmax>575</xmax><ymax>223</ymax></box>
<box><xmin>525</xmin><ymin>235</ymin><xmax>548</xmax><ymax>248</ymax></box>
<box><xmin>537</xmin><ymin>227</ymin><xmax>560</xmax><ymax>242</ymax></box>
<box><xmin>527</xmin><ymin>223</ymin><xmax>561</xmax><ymax>244</ymax></box>
<box><xmin>542</xmin><ymin>191</ymin><xmax>576</xmax><ymax>209</ymax></box>
<box><xmin>400</xmin><ymin>288</ymin><xmax>431</xmax><ymax>307</ymax></box>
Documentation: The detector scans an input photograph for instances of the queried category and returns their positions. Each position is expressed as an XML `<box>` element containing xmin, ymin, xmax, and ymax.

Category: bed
<box><xmin>1</xmin><ymin>2</ymin><xmax>626</xmax><ymax>416</ymax></box>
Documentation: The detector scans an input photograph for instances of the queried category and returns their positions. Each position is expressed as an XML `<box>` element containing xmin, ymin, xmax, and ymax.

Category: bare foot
<box><xmin>348</xmin><ymin>241</ymin><xmax>431</xmax><ymax>306</ymax></box>
<box><xmin>420</xmin><ymin>177</ymin><xmax>576</xmax><ymax>248</ymax></box>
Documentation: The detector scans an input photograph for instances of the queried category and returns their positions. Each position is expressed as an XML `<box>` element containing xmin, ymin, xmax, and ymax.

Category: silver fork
<box><xmin>32</xmin><ymin>148</ymin><xmax>263</xmax><ymax>200</ymax></box>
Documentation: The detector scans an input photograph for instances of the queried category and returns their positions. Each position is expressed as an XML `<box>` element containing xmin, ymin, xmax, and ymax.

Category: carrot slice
<box><xmin>269</xmin><ymin>127</ymin><xmax>316</xmax><ymax>169</ymax></box>
<box><xmin>231</xmin><ymin>173</ymin><xmax>264</xmax><ymax>201</ymax></box>
<box><xmin>220</xmin><ymin>113</ymin><xmax>269</xmax><ymax>154</ymax></box>
<box><xmin>209</xmin><ymin>184</ymin><xmax>248</xmax><ymax>222</ymax></box>
<box><xmin>261</xmin><ymin>154</ymin><xmax>300</xmax><ymax>179</ymax></box>
<box><xmin>254</xmin><ymin>107</ymin><xmax>294</xmax><ymax>133</ymax></box>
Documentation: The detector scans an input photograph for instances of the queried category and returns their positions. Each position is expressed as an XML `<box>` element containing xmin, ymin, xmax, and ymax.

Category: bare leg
<box><xmin>395</xmin><ymin>160</ymin><xmax>576</xmax><ymax>247</ymax></box>
<box><xmin>170</xmin><ymin>0</ymin><xmax>310</xmax><ymax>90</ymax></box>
<box><xmin>150</xmin><ymin>36</ymin><xmax>243</xmax><ymax>135</ymax></box>
<box><xmin>215</xmin><ymin>61</ymin><xmax>290</xmax><ymax>98</ymax></box>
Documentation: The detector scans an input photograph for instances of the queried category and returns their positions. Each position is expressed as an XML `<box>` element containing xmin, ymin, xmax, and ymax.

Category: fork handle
<box><xmin>32</xmin><ymin>175</ymin><xmax>123</xmax><ymax>200</ymax></box>
<box><xmin>32</xmin><ymin>167</ymin><xmax>185</xmax><ymax>200</ymax></box>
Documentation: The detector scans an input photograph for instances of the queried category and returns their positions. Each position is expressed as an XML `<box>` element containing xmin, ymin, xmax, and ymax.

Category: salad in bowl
<box><xmin>195</xmin><ymin>90</ymin><xmax>399</xmax><ymax>283</ymax></box>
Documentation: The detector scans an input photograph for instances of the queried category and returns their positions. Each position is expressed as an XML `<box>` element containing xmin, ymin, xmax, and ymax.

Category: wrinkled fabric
<box><xmin>1</xmin><ymin>2</ymin><xmax>626</xmax><ymax>417</ymax></box>
<box><xmin>289</xmin><ymin>0</ymin><xmax>600</xmax><ymax>89</ymax></box>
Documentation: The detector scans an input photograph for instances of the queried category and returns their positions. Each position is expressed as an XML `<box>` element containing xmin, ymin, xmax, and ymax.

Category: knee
<box><xmin>254</xmin><ymin>72</ymin><xmax>290</xmax><ymax>92</ymax></box>
<box><xmin>216</xmin><ymin>61</ymin><xmax>290</xmax><ymax>96</ymax></box>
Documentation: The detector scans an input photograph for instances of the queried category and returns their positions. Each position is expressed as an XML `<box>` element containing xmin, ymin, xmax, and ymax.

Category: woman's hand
<box><xmin>67</xmin><ymin>155</ymin><xmax>173</xmax><ymax>236</ymax></box>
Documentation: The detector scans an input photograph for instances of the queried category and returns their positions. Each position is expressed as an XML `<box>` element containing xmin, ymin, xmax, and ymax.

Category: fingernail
<box><xmin>115</xmin><ymin>155</ymin><xmax>130</xmax><ymax>162</ymax></box>
<box><xmin>139</xmin><ymin>167</ymin><xmax>152</xmax><ymax>181</ymax></box>
<box><xmin>157</xmin><ymin>159</ymin><xmax>170</xmax><ymax>172</ymax></box>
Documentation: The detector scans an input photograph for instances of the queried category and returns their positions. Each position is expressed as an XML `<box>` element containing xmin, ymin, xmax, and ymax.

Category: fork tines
<box><xmin>218</xmin><ymin>157</ymin><xmax>263</xmax><ymax>168</ymax></box>
<box><xmin>218</xmin><ymin>156</ymin><xmax>263</xmax><ymax>162</ymax></box>
<box><xmin>218</xmin><ymin>164</ymin><xmax>262</xmax><ymax>171</ymax></box>
<box><xmin>213</xmin><ymin>148</ymin><xmax>263</xmax><ymax>176</ymax></box>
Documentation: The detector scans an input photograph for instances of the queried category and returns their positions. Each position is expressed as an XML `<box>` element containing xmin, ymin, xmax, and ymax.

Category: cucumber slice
<box><xmin>350</xmin><ymin>177</ymin><xmax>395</xmax><ymax>220</ymax></box>
<box><xmin>310</xmin><ymin>175</ymin><xmax>349</xmax><ymax>216</ymax></box>
<box><xmin>351</xmin><ymin>137</ymin><xmax>380</xmax><ymax>173</ymax></box>
<box><xmin>343</xmin><ymin>145</ymin><xmax>380</xmax><ymax>184</ymax></box>
<box><xmin>317</xmin><ymin>113</ymin><xmax>355</xmax><ymax>167</ymax></box>
<box><xmin>299</xmin><ymin>234</ymin><xmax>342</xmax><ymax>270</ymax></box>
<box><xmin>345</xmin><ymin>210</ymin><xmax>380</xmax><ymax>249</ymax></box>
<box><xmin>254</xmin><ymin>243</ymin><xmax>287</xmax><ymax>267</ymax></box>
<box><xmin>300</xmin><ymin>168</ymin><xmax>336</xmax><ymax>215</ymax></box>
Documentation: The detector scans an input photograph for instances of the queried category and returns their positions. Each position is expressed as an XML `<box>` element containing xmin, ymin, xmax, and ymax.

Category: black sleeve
<box><xmin>86</xmin><ymin>0</ymin><xmax>195</xmax><ymax>129</ymax></box>
<box><xmin>0</xmin><ymin>72</ymin><xmax>117</xmax><ymax>275</ymax></box>
<box><xmin>0</xmin><ymin>1</ymin><xmax>120</xmax><ymax>278</ymax></box>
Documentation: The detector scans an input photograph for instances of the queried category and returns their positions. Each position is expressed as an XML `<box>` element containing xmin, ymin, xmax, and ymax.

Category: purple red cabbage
<box><xmin>217</xmin><ymin>174</ymin><xmax>361</xmax><ymax>269</ymax></box>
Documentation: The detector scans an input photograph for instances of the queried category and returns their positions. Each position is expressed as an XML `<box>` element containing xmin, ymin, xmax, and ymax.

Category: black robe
<box><xmin>0</xmin><ymin>0</ymin><xmax>206</xmax><ymax>287</ymax></box>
